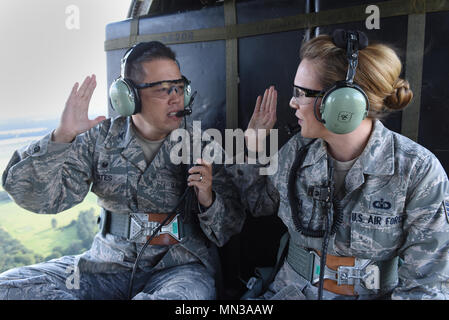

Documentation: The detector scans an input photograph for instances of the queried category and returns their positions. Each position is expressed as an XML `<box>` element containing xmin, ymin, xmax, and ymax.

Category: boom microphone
<box><xmin>176</xmin><ymin>91</ymin><xmax>197</xmax><ymax>117</ymax></box>
<box><xmin>175</xmin><ymin>109</ymin><xmax>192</xmax><ymax>117</ymax></box>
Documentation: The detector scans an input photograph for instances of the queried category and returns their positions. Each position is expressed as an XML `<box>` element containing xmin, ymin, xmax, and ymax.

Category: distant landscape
<box><xmin>0</xmin><ymin>117</ymin><xmax>99</xmax><ymax>273</ymax></box>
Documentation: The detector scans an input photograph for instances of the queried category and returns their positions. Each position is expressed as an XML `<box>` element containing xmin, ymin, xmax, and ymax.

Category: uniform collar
<box><xmin>358</xmin><ymin>119</ymin><xmax>395</xmax><ymax>176</ymax></box>
<box><xmin>112</xmin><ymin>117</ymin><xmax>148</xmax><ymax>172</ymax></box>
<box><xmin>103</xmin><ymin>116</ymin><xmax>134</xmax><ymax>149</ymax></box>
<box><xmin>299</xmin><ymin>119</ymin><xmax>394</xmax><ymax>176</ymax></box>
<box><xmin>104</xmin><ymin>116</ymin><xmax>184</xmax><ymax>150</ymax></box>
<box><xmin>300</xmin><ymin>138</ymin><xmax>326</xmax><ymax>169</ymax></box>
<box><xmin>103</xmin><ymin>116</ymin><xmax>187</xmax><ymax>173</ymax></box>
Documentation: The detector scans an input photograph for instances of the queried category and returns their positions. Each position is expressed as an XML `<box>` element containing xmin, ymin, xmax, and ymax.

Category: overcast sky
<box><xmin>0</xmin><ymin>0</ymin><xmax>131</xmax><ymax>121</ymax></box>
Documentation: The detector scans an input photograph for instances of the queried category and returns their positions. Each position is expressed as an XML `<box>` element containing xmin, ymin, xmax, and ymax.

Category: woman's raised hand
<box><xmin>245</xmin><ymin>85</ymin><xmax>277</xmax><ymax>152</ymax></box>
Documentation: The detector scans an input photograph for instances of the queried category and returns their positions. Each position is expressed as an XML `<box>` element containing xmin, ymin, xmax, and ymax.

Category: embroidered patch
<box><xmin>370</xmin><ymin>197</ymin><xmax>394</xmax><ymax>212</ymax></box>
<box><xmin>373</xmin><ymin>198</ymin><xmax>392</xmax><ymax>210</ymax></box>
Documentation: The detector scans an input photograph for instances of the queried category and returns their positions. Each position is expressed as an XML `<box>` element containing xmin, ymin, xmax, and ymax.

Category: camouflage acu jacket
<box><xmin>228</xmin><ymin>120</ymin><xmax>449</xmax><ymax>299</ymax></box>
<box><xmin>2</xmin><ymin>116</ymin><xmax>245</xmax><ymax>275</ymax></box>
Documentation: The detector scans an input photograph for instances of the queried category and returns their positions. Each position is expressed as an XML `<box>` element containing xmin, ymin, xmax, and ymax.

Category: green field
<box><xmin>0</xmin><ymin>135</ymin><xmax>102</xmax><ymax>272</ymax></box>
<box><xmin>0</xmin><ymin>192</ymin><xmax>99</xmax><ymax>257</ymax></box>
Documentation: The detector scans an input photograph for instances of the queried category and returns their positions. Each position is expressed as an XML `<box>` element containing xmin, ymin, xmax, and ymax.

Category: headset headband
<box><xmin>331</xmin><ymin>29</ymin><xmax>368</xmax><ymax>84</ymax></box>
<box><xmin>345</xmin><ymin>32</ymin><xmax>359</xmax><ymax>84</ymax></box>
<box><xmin>120</xmin><ymin>41</ymin><xmax>180</xmax><ymax>80</ymax></box>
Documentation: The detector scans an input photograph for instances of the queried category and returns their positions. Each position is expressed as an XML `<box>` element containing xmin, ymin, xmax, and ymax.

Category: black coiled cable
<box><xmin>288</xmin><ymin>140</ymin><xmax>325</xmax><ymax>238</ymax></box>
<box><xmin>288</xmin><ymin>141</ymin><xmax>344</xmax><ymax>238</ymax></box>
<box><xmin>287</xmin><ymin>141</ymin><xmax>344</xmax><ymax>300</ymax></box>
<box><xmin>331</xmin><ymin>196</ymin><xmax>344</xmax><ymax>234</ymax></box>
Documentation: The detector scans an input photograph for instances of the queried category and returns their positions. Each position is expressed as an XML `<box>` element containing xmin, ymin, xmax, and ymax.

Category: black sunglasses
<box><xmin>293</xmin><ymin>85</ymin><xmax>324</xmax><ymax>98</ymax></box>
<box><xmin>135</xmin><ymin>76</ymin><xmax>188</xmax><ymax>89</ymax></box>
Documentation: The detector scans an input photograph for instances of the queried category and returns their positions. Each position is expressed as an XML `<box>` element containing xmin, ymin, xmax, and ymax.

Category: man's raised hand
<box><xmin>53</xmin><ymin>75</ymin><xmax>106</xmax><ymax>143</ymax></box>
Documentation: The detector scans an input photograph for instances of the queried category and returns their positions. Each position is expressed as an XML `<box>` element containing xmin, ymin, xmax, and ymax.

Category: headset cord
<box><xmin>288</xmin><ymin>140</ymin><xmax>327</xmax><ymax>238</ymax></box>
<box><xmin>127</xmin><ymin>185</ymin><xmax>193</xmax><ymax>300</ymax></box>
<box><xmin>331</xmin><ymin>195</ymin><xmax>344</xmax><ymax>234</ymax></box>
<box><xmin>317</xmin><ymin>185</ymin><xmax>343</xmax><ymax>300</ymax></box>
<box><xmin>317</xmin><ymin>159</ymin><xmax>334</xmax><ymax>300</ymax></box>
<box><xmin>127</xmin><ymin>100</ymin><xmax>200</xmax><ymax>299</ymax></box>
<box><xmin>317</xmin><ymin>207</ymin><xmax>332</xmax><ymax>300</ymax></box>
<box><xmin>288</xmin><ymin>143</ymin><xmax>340</xmax><ymax>299</ymax></box>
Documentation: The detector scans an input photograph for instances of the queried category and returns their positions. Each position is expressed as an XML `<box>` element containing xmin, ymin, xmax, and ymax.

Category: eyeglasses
<box><xmin>293</xmin><ymin>85</ymin><xmax>324</xmax><ymax>105</ymax></box>
<box><xmin>135</xmin><ymin>77</ymin><xmax>187</xmax><ymax>99</ymax></box>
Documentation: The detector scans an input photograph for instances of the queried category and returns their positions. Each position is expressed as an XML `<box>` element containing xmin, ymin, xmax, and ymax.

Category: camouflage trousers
<box><xmin>0</xmin><ymin>255</ymin><xmax>215</xmax><ymax>300</ymax></box>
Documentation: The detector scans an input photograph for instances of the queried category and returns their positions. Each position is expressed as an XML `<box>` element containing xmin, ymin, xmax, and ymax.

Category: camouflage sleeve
<box><xmin>1</xmin><ymin>129</ymin><xmax>97</xmax><ymax>214</ymax></box>
<box><xmin>392</xmin><ymin>153</ymin><xmax>449</xmax><ymax>300</ymax></box>
<box><xmin>224</xmin><ymin>163</ymin><xmax>280</xmax><ymax>217</ymax></box>
<box><xmin>197</xmin><ymin>164</ymin><xmax>246</xmax><ymax>247</ymax></box>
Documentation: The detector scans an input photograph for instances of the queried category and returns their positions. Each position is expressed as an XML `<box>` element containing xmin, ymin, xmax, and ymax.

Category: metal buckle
<box><xmin>129</xmin><ymin>213</ymin><xmax>181</xmax><ymax>243</ymax></box>
<box><xmin>310</xmin><ymin>251</ymin><xmax>338</xmax><ymax>284</ymax></box>
<box><xmin>310</xmin><ymin>252</ymin><xmax>380</xmax><ymax>291</ymax></box>
<box><xmin>337</xmin><ymin>259</ymin><xmax>380</xmax><ymax>290</ymax></box>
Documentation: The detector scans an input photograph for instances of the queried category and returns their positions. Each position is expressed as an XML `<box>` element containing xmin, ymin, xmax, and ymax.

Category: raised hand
<box><xmin>53</xmin><ymin>75</ymin><xmax>106</xmax><ymax>143</ymax></box>
<box><xmin>245</xmin><ymin>85</ymin><xmax>277</xmax><ymax>152</ymax></box>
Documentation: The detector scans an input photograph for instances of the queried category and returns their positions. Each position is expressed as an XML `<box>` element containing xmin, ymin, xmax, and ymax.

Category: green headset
<box><xmin>109</xmin><ymin>41</ymin><xmax>194</xmax><ymax>117</ymax></box>
<box><xmin>314</xmin><ymin>29</ymin><xmax>370</xmax><ymax>134</ymax></box>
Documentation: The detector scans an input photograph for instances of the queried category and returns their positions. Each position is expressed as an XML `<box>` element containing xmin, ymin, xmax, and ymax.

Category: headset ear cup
<box><xmin>319</xmin><ymin>88</ymin><xmax>330</xmax><ymax>123</ymax></box>
<box><xmin>184</xmin><ymin>81</ymin><xmax>192</xmax><ymax>108</ymax></box>
<box><xmin>130</xmin><ymin>80</ymin><xmax>141</xmax><ymax>114</ymax></box>
<box><xmin>320</xmin><ymin>85</ymin><xmax>369</xmax><ymax>134</ymax></box>
<box><xmin>109</xmin><ymin>78</ymin><xmax>140</xmax><ymax>116</ymax></box>
<box><xmin>353</xmin><ymin>83</ymin><xmax>369</xmax><ymax>121</ymax></box>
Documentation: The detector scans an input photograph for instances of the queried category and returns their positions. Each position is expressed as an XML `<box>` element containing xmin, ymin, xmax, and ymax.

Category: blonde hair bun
<box><xmin>384</xmin><ymin>79</ymin><xmax>413</xmax><ymax>110</ymax></box>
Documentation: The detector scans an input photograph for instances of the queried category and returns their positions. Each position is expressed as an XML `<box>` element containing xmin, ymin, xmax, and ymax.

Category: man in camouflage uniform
<box><xmin>0</xmin><ymin>42</ymin><xmax>244</xmax><ymax>299</ymax></box>
<box><xmin>231</xmin><ymin>119</ymin><xmax>449</xmax><ymax>299</ymax></box>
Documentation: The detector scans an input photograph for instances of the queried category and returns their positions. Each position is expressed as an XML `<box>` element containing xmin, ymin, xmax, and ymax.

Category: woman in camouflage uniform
<box><xmin>233</xmin><ymin>31</ymin><xmax>449</xmax><ymax>299</ymax></box>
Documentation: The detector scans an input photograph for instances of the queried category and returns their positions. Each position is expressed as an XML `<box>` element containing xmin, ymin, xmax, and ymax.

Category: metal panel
<box><xmin>237</xmin><ymin>0</ymin><xmax>307</xmax><ymax>148</ymax></box>
<box><xmin>420</xmin><ymin>11</ymin><xmax>449</xmax><ymax>173</ymax></box>
<box><xmin>225</xmin><ymin>0</ymin><xmax>239</xmax><ymax>129</ymax></box>
<box><xmin>402</xmin><ymin>13</ymin><xmax>426</xmax><ymax>142</ymax></box>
